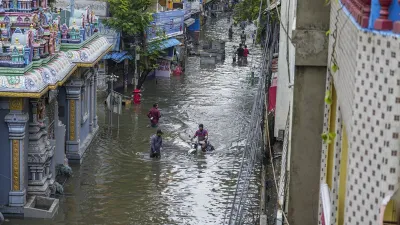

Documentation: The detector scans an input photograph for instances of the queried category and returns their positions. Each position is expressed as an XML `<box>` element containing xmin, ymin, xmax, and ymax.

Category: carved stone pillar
<box><xmin>27</xmin><ymin>98</ymin><xmax>54</xmax><ymax>197</ymax></box>
<box><xmin>5</xmin><ymin>98</ymin><xmax>29</xmax><ymax>207</ymax></box>
<box><xmin>65</xmin><ymin>79</ymin><xmax>83</xmax><ymax>162</ymax></box>
<box><xmin>89</xmin><ymin>75</ymin><xmax>94</xmax><ymax>132</ymax></box>
<box><xmin>81</xmin><ymin>84</ymin><xmax>86</xmax><ymax>122</ymax></box>
<box><xmin>93</xmin><ymin>71</ymin><xmax>98</xmax><ymax>129</ymax></box>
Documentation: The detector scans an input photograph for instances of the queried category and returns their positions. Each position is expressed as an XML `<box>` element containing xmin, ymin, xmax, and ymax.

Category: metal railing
<box><xmin>225</xmin><ymin>11</ymin><xmax>280</xmax><ymax>225</ymax></box>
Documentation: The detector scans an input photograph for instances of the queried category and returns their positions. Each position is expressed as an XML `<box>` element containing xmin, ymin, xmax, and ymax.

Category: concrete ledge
<box><xmin>24</xmin><ymin>196</ymin><xmax>59</xmax><ymax>219</ymax></box>
<box><xmin>292</xmin><ymin>29</ymin><xmax>328</xmax><ymax>66</ymax></box>
<box><xmin>0</xmin><ymin>205</ymin><xmax>24</xmax><ymax>215</ymax></box>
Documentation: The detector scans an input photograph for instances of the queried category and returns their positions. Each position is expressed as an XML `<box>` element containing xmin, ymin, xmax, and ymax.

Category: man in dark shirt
<box><xmin>237</xmin><ymin>44</ymin><xmax>244</xmax><ymax>64</ymax></box>
<box><xmin>147</xmin><ymin>103</ymin><xmax>161</xmax><ymax>127</ymax></box>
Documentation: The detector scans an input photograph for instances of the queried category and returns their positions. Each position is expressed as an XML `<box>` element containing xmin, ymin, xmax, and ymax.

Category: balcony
<box><xmin>341</xmin><ymin>0</ymin><xmax>400</xmax><ymax>33</ymax></box>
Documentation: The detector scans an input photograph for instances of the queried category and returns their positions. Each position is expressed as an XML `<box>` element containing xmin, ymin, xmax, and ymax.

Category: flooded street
<box><xmin>7</xmin><ymin>15</ymin><xmax>262</xmax><ymax>225</ymax></box>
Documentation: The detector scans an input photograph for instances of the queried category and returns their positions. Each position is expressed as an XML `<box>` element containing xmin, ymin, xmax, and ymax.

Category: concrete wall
<box><xmin>274</xmin><ymin>0</ymin><xmax>296</xmax><ymax>138</ymax></box>
<box><xmin>327</xmin><ymin>0</ymin><xmax>358</xmax><ymax>134</ymax></box>
<box><xmin>58</xmin><ymin>87</ymin><xmax>67</xmax><ymax>126</ymax></box>
<box><xmin>287</xmin><ymin>0</ymin><xmax>330</xmax><ymax>223</ymax></box>
<box><xmin>0</xmin><ymin>105</ymin><xmax>10</xmax><ymax>205</ymax></box>
<box><xmin>288</xmin><ymin>66</ymin><xmax>326</xmax><ymax>225</ymax></box>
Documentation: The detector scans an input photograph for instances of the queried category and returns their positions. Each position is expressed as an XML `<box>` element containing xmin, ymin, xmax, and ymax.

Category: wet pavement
<box><xmin>6</xmin><ymin>14</ymin><xmax>262</xmax><ymax>225</ymax></box>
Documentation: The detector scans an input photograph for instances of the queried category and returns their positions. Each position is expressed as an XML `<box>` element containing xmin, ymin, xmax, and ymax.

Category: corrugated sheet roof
<box><xmin>148</xmin><ymin>38</ymin><xmax>181</xmax><ymax>53</ymax></box>
<box><xmin>103</xmin><ymin>51</ymin><xmax>133</xmax><ymax>63</ymax></box>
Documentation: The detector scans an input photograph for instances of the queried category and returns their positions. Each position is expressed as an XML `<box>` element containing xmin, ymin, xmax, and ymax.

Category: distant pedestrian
<box><xmin>240</xmin><ymin>31</ymin><xmax>246</xmax><ymax>45</ymax></box>
<box><xmin>147</xmin><ymin>103</ymin><xmax>161</xmax><ymax>127</ymax></box>
<box><xmin>252</xmin><ymin>30</ymin><xmax>256</xmax><ymax>44</ymax></box>
<box><xmin>236</xmin><ymin>44</ymin><xmax>244</xmax><ymax>64</ymax></box>
<box><xmin>243</xmin><ymin>45</ymin><xmax>249</xmax><ymax>64</ymax></box>
<box><xmin>150</xmin><ymin>129</ymin><xmax>163</xmax><ymax>158</ymax></box>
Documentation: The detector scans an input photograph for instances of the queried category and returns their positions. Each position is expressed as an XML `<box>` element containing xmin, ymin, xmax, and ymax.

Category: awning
<box><xmin>148</xmin><ymin>38</ymin><xmax>181</xmax><ymax>53</ymax></box>
<box><xmin>103</xmin><ymin>51</ymin><xmax>133</xmax><ymax>63</ymax></box>
<box><xmin>184</xmin><ymin>18</ymin><xmax>195</xmax><ymax>26</ymax></box>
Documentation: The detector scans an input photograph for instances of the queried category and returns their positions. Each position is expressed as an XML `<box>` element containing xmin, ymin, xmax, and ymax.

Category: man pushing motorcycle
<box><xmin>191</xmin><ymin>124</ymin><xmax>208</xmax><ymax>152</ymax></box>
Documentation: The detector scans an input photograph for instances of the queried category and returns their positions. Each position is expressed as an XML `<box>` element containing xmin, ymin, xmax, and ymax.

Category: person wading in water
<box><xmin>147</xmin><ymin>103</ymin><xmax>161</xmax><ymax>127</ymax></box>
<box><xmin>150</xmin><ymin>129</ymin><xmax>163</xmax><ymax>158</ymax></box>
<box><xmin>191</xmin><ymin>124</ymin><xmax>209</xmax><ymax>152</ymax></box>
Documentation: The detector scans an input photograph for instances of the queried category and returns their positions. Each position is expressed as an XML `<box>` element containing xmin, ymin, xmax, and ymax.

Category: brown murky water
<box><xmin>6</xmin><ymin>15</ymin><xmax>262</xmax><ymax>225</ymax></box>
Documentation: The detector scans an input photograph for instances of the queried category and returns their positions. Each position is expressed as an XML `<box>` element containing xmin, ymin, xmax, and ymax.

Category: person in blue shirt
<box><xmin>150</xmin><ymin>129</ymin><xmax>163</xmax><ymax>158</ymax></box>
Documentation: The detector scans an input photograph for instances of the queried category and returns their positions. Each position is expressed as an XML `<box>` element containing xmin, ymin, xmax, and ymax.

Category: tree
<box><xmin>104</xmin><ymin>0</ymin><xmax>167</xmax><ymax>89</ymax></box>
<box><xmin>233</xmin><ymin>0</ymin><xmax>261</xmax><ymax>23</ymax></box>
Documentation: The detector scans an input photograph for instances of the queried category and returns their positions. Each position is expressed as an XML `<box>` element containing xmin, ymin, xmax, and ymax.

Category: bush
<box><xmin>56</xmin><ymin>164</ymin><xmax>73</xmax><ymax>177</ymax></box>
<box><xmin>54</xmin><ymin>182</ymin><xmax>64</xmax><ymax>194</ymax></box>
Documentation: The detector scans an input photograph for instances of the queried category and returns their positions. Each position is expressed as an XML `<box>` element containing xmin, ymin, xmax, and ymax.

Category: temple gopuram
<box><xmin>0</xmin><ymin>0</ymin><xmax>112</xmax><ymax>218</ymax></box>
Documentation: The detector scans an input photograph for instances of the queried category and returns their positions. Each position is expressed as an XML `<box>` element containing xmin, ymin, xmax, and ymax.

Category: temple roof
<box><xmin>0</xmin><ymin>36</ymin><xmax>112</xmax><ymax>97</ymax></box>
<box><xmin>0</xmin><ymin>53</ymin><xmax>77</xmax><ymax>97</ymax></box>
<box><xmin>65</xmin><ymin>36</ymin><xmax>112</xmax><ymax>67</ymax></box>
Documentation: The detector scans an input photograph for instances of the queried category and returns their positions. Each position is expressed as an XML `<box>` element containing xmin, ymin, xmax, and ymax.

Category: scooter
<box><xmin>188</xmin><ymin>136</ymin><xmax>215</xmax><ymax>154</ymax></box>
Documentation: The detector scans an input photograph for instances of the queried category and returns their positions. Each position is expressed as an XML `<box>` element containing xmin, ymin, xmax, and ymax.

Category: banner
<box><xmin>146</xmin><ymin>10</ymin><xmax>185</xmax><ymax>41</ymax></box>
<box><xmin>56</xmin><ymin>0</ymin><xmax>108</xmax><ymax>17</ymax></box>
<box><xmin>155</xmin><ymin>59</ymin><xmax>171</xmax><ymax>77</ymax></box>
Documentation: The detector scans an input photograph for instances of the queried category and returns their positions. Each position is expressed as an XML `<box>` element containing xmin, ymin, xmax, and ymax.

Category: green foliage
<box><xmin>325</xmin><ymin>30</ymin><xmax>330</xmax><ymax>36</ymax></box>
<box><xmin>233</xmin><ymin>0</ymin><xmax>262</xmax><ymax>22</ymax></box>
<box><xmin>54</xmin><ymin>182</ymin><xmax>64</xmax><ymax>194</ymax></box>
<box><xmin>331</xmin><ymin>63</ymin><xmax>339</xmax><ymax>73</ymax></box>
<box><xmin>324</xmin><ymin>90</ymin><xmax>332</xmax><ymax>105</ymax></box>
<box><xmin>321</xmin><ymin>132</ymin><xmax>336</xmax><ymax>144</ymax></box>
<box><xmin>103</xmin><ymin>0</ymin><xmax>154</xmax><ymax>35</ymax></box>
<box><xmin>56</xmin><ymin>164</ymin><xmax>72</xmax><ymax>178</ymax></box>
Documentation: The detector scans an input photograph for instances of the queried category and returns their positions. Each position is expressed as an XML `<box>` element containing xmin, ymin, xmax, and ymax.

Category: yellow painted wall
<box><xmin>337</xmin><ymin>125</ymin><xmax>348</xmax><ymax>225</ymax></box>
<box><xmin>326</xmin><ymin>86</ymin><xmax>337</xmax><ymax>188</ymax></box>
<box><xmin>384</xmin><ymin>199</ymin><xmax>397</xmax><ymax>222</ymax></box>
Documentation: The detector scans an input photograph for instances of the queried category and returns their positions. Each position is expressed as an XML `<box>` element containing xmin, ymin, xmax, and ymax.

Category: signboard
<box><xmin>190</xmin><ymin>1</ymin><xmax>200</xmax><ymax>11</ymax></box>
<box><xmin>106</xmin><ymin>91</ymin><xmax>122</xmax><ymax>114</ymax></box>
<box><xmin>155</xmin><ymin>59</ymin><xmax>171</xmax><ymax>77</ymax></box>
<box><xmin>184</xmin><ymin>0</ymin><xmax>192</xmax><ymax>18</ymax></box>
<box><xmin>56</xmin><ymin>0</ymin><xmax>108</xmax><ymax>17</ymax></box>
<box><xmin>146</xmin><ymin>10</ymin><xmax>185</xmax><ymax>41</ymax></box>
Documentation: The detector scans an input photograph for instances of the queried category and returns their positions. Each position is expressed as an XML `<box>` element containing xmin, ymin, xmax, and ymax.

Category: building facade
<box><xmin>271</xmin><ymin>0</ymin><xmax>400</xmax><ymax>223</ymax></box>
<box><xmin>319</xmin><ymin>0</ymin><xmax>400</xmax><ymax>224</ymax></box>
<box><xmin>0</xmin><ymin>5</ymin><xmax>111</xmax><ymax>217</ymax></box>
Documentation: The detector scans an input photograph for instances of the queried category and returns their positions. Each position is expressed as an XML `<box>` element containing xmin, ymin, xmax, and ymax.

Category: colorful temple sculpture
<box><xmin>0</xmin><ymin>2</ymin><xmax>112</xmax><ymax>218</ymax></box>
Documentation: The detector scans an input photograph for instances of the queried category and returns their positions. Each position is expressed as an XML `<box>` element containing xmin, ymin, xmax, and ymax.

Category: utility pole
<box><xmin>134</xmin><ymin>44</ymin><xmax>140</xmax><ymax>89</ymax></box>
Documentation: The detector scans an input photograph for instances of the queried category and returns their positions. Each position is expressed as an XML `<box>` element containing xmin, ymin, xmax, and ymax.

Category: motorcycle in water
<box><xmin>188</xmin><ymin>136</ymin><xmax>215</xmax><ymax>154</ymax></box>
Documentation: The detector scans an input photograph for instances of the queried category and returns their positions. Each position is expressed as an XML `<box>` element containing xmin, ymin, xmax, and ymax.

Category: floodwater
<box><xmin>6</xmin><ymin>15</ymin><xmax>262</xmax><ymax>225</ymax></box>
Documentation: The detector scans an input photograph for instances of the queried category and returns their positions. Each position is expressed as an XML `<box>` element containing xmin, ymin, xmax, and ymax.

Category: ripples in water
<box><xmin>6</xmin><ymin>14</ymin><xmax>262</xmax><ymax>225</ymax></box>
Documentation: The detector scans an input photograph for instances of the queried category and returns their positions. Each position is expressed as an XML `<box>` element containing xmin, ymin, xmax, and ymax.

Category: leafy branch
<box><xmin>321</xmin><ymin>132</ymin><xmax>336</xmax><ymax>144</ymax></box>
